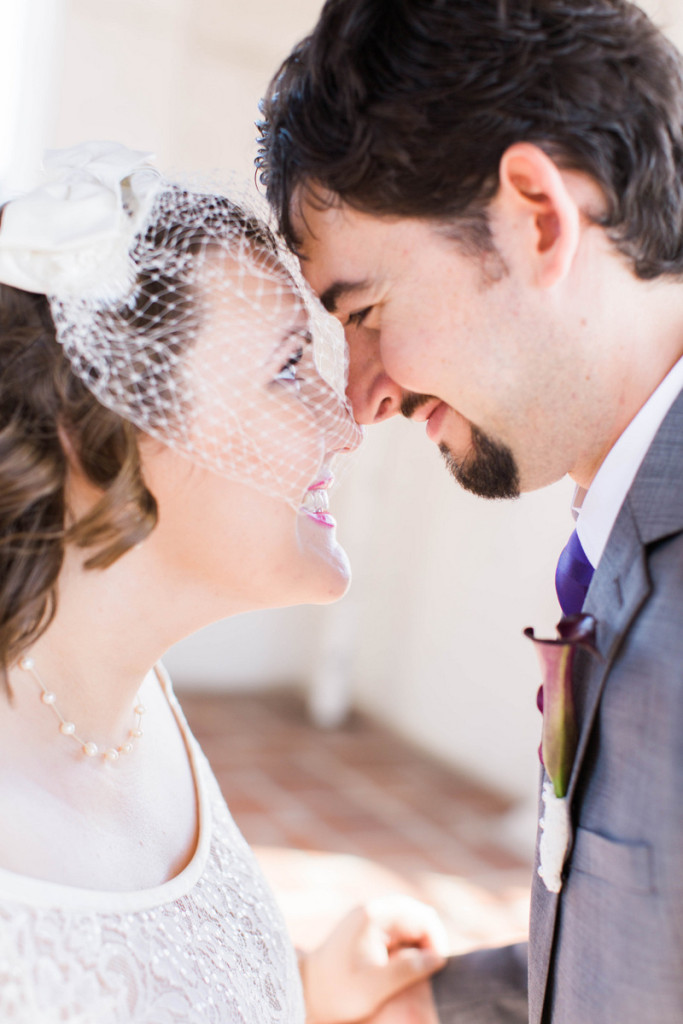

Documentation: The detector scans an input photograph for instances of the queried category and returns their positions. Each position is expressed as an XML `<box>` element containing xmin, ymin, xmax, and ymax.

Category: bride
<box><xmin>0</xmin><ymin>143</ymin><xmax>446</xmax><ymax>1023</ymax></box>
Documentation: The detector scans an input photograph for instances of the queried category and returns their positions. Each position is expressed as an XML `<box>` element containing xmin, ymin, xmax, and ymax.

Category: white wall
<box><xmin>344</xmin><ymin>424</ymin><xmax>573</xmax><ymax>789</ymax></box>
<box><xmin>0</xmin><ymin>1</ymin><xmax>63</xmax><ymax>197</ymax></box>
<box><xmin>11</xmin><ymin>0</ymin><xmax>683</xmax><ymax>842</ymax></box>
<box><xmin>54</xmin><ymin>0</ymin><xmax>326</xmax><ymax>179</ymax></box>
<box><xmin>646</xmin><ymin>0</ymin><xmax>683</xmax><ymax>47</ymax></box>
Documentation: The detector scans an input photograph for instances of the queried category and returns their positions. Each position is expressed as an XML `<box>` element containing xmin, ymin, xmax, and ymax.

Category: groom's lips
<box><xmin>405</xmin><ymin>395</ymin><xmax>450</xmax><ymax>444</ymax></box>
<box><xmin>425</xmin><ymin>401</ymin><xmax>449</xmax><ymax>443</ymax></box>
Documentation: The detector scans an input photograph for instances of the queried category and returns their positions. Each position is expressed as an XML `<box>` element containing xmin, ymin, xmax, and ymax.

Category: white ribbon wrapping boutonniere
<box><xmin>524</xmin><ymin>614</ymin><xmax>600</xmax><ymax>893</ymax></box>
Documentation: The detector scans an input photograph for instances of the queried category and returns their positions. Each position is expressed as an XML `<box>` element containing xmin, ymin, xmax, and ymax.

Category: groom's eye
<box><xmin>346</xmin><ymin>306</ymin><xmax>373</xmax><ymax>328</ymax></box>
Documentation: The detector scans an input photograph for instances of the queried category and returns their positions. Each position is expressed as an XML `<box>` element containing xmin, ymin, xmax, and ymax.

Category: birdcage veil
<box><xmin>0</xmin><ymin>143</ymin><xmax>362</xmax><ymax>509</ymax></box>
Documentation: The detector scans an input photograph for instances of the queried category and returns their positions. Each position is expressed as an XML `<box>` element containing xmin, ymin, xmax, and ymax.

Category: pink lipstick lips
<box><xmin>300</xmin><ymin>475</ymin><xmax>336</xmax><ymax>527</ymax></box>
<box><xmin>303</xmin><ymin>510</ymin><xmax>336</xmax><ymax>527</ymax></box>
<box><xmin>308</xmin><ymin>476</ymin><xmax>333</xmax><ymax>491</ymax></box>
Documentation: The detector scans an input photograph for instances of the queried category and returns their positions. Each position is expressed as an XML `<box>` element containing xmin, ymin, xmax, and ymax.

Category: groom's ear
<box><xmin>494</xmin><ymin>142</ymin><xmax>582</xmax><ymax>289</ymax></box>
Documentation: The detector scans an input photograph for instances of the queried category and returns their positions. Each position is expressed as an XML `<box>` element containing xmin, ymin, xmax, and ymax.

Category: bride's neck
<box><xmin>7</xmin><ymin>542</ymin><xmax>185</xmax><ymax>743</ymax></box>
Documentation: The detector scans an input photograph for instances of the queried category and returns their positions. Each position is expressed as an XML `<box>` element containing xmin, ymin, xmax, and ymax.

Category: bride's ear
<box><xmin>57</xmin><ymin>422</ymin><xmax>104</xmax><ymax>522</ymax></box>
<box><xmin>57</xmin><ymin>421</ymin><xmax>85</xmax><ymax>476</ymax></box>
<box><xmin>496</xmin><ymin>142</ymin><xmax>581</xmax><ymax>288</ymax></box>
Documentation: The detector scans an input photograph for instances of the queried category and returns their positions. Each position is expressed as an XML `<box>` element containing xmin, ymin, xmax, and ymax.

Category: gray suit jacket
<box><xmin>434</xmin><ymin>387</ymin><xmax>683</xmax><ymax>1023</ymax></box>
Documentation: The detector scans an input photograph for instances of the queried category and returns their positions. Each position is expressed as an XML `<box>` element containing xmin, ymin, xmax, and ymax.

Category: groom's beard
<box><xmin>400</xmin><ymin>391</ymin><xmax>520</xmax><ymax>500</ymax></box>
<box><xmin>439</xmin><ymin>427</ymin><xmax>520</xmax><ymax>500</ymax></box>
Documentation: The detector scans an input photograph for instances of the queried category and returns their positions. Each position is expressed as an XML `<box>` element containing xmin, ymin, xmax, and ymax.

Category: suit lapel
<box><xmin>528</xmin><ymin>505</ymin><xmax>651</xmax><ymax>1024</ymax></box>
<box><xmin>627</xmin><ymin>384</ymin><xmax>683</xmax><ymax>546</ymax></box>
<box><xmin>572</xmin><ymin>384</ymin><xmax>683</xmax><ymax>787</ymax></box>
<box><xmin>531</xmin><ymin>386</ymin><xmax>683</xmax><ymax>1023</ymax></box>
<box><xmin>573</xmin><ymin>385</ymin><xmax>683</xmax><ymax>770</ymax></box>
<box><xmin>566</xmin><ymin>502</ymin><xmax>650</xmax><ymax>805</ymax></box>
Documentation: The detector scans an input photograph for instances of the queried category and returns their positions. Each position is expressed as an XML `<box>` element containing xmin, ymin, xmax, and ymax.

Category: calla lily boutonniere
<box><xmin>524</xmin><ymin>614</ymin><xmax>600</xmax><ymax>893</ymax></box>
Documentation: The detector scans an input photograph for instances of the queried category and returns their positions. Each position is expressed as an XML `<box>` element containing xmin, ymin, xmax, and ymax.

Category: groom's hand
<box><xmin>362</xmin><ymin>980</ymin><xmax>440</xmax><ymax>1024</ymax></box>
<box><xmin>300</xmin><ymin>894</ymin><xmax>448</xmax><ymax>1024</ymax></box>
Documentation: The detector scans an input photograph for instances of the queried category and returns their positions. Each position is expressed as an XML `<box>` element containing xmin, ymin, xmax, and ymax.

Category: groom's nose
<box><xmin>345</xmin><ymin>328</ymin><xmax>405</xmax><ymax>425</ymax></box>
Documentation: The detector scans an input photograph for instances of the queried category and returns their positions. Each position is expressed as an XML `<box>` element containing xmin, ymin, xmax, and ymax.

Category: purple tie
<box><xmin>555</xmin><ymin>528</ymin><xmax>594</xmax><ymax>616</ymax></box>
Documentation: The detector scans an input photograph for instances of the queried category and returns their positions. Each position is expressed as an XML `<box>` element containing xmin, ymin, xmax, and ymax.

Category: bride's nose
<box><xmin>298</xmin><ymin>341</ymin><xmax>364</xmax><ymax>454</ymax></box>
<box><xmin>322</xmin><ymin>385</ymin><xmax>365</xmax><ymax>455</ymax></box>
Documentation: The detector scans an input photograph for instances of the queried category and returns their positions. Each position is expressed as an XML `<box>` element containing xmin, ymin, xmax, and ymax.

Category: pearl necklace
<box><xmin>18</xmin><ymin>655</ymin><xmax>146</xmax><ymax>763</ymax></box>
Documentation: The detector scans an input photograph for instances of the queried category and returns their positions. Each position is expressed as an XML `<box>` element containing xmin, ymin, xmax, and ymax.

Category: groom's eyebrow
<box><xmin>319</xmin><ymin>280</ymin><xmax>371</xmax><ymax>313</ymax></box>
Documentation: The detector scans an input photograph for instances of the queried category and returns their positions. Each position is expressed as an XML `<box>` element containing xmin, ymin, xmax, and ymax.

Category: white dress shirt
<box><xmin>572</xmin><ymin>356</ymin><xmax>683</xmax><ymax>569</ymax></box>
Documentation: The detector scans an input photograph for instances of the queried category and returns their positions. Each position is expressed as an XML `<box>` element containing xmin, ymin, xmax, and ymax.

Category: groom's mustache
<box><xmin>399</xmin><ymin>391</ymin><xmax>437</xmax><ymax>418</ymax></box>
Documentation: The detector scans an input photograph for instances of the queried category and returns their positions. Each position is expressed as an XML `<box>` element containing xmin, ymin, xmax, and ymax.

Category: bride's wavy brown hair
<box><xmin>0</xmin><ymin>283</ymin><xmax>157</xmax><ymax>684</ymax></box>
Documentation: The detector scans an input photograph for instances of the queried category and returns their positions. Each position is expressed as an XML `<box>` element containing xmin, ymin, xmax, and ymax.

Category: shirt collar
<box><xmin>574</xmin><ymin>355</ymin><xmax>683</xmax><ymax>569</ymax></box>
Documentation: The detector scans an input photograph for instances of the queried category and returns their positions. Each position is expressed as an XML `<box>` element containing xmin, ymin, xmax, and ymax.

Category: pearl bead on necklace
<box><xmin>18</xmin><ymin>655</ymin><xmax>146</xmax><ymax>763</ymax></box>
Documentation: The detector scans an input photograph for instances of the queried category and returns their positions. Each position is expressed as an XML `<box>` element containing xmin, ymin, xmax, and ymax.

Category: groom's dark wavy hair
<box><xmin>257</xmin><ymin>0</ymin><xmax>683</xmax><ymax>279</ymax></box>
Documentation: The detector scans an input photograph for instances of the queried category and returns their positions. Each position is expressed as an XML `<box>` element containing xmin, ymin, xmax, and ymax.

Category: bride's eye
<box><xmin>273</xmin><ymin>346</ymin><xmax>304</xmax><ymax>385</ymax></box>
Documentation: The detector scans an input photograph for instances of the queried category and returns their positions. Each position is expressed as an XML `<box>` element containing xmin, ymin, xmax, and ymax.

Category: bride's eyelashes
<box><xmin>273</xmin><ymin>345</ymin><xmax>304</xmax><ymax>384</ymax></box>
<box><xmin>269</xmin><ymin>326</ymin><xmax>315</xmax><ymax>386</ymax></box>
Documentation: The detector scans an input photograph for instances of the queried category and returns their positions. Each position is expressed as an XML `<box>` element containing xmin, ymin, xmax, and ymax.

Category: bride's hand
<box><xmin>299</xmin><ymin>894</ymin><xmax>448</xmax><ymax>1024</ymax></box>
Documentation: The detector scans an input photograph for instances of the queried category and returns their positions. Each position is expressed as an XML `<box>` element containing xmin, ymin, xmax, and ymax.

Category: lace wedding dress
<box><xmin>0</xmin><ymin>672</ymin><xmax>305</xmax><ymax>1023</ymax></box>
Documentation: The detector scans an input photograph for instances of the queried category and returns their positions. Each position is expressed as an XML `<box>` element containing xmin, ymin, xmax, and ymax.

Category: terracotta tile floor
<box><xmin>179</xmin><ymin>689</ymin><xmax>531</xmax><ymax>954</ymax></box>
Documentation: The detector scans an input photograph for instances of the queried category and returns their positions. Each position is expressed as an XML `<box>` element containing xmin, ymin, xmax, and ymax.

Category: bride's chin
<box><xmin>317</xmin><ymin>548</ymin><xmax>352</xmax><ymax>603</ymax></box>
<box><xmin>296</xmin><ymin>516</ymin><xmax>352</xmax><ymax>603</ymax></box>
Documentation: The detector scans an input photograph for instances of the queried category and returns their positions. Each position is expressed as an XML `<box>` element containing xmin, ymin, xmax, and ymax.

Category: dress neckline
<box><xmin>0</xmin><ymin>664</ymin><xmax>211</xmax><ymax>912</ymax></box>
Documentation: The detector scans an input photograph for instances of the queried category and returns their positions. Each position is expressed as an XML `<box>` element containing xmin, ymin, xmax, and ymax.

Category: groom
<box><xmin>257</xmin><ymin>1</ymin><xmax>683</xmax><ymax>1022</ymax></box>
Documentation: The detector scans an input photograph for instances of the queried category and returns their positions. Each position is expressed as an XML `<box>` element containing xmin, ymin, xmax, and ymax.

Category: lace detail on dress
<box><xmin>0</xmin><ymin>685</ymin><xmax>305</xmax><ymax>1024</ymax></box>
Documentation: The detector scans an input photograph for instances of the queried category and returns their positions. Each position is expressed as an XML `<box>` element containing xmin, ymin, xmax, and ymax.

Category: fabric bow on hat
<box><xmin>0</xmin><ymin>141</ymin><xmax>161</xmax><ymax>300</ymax></box>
